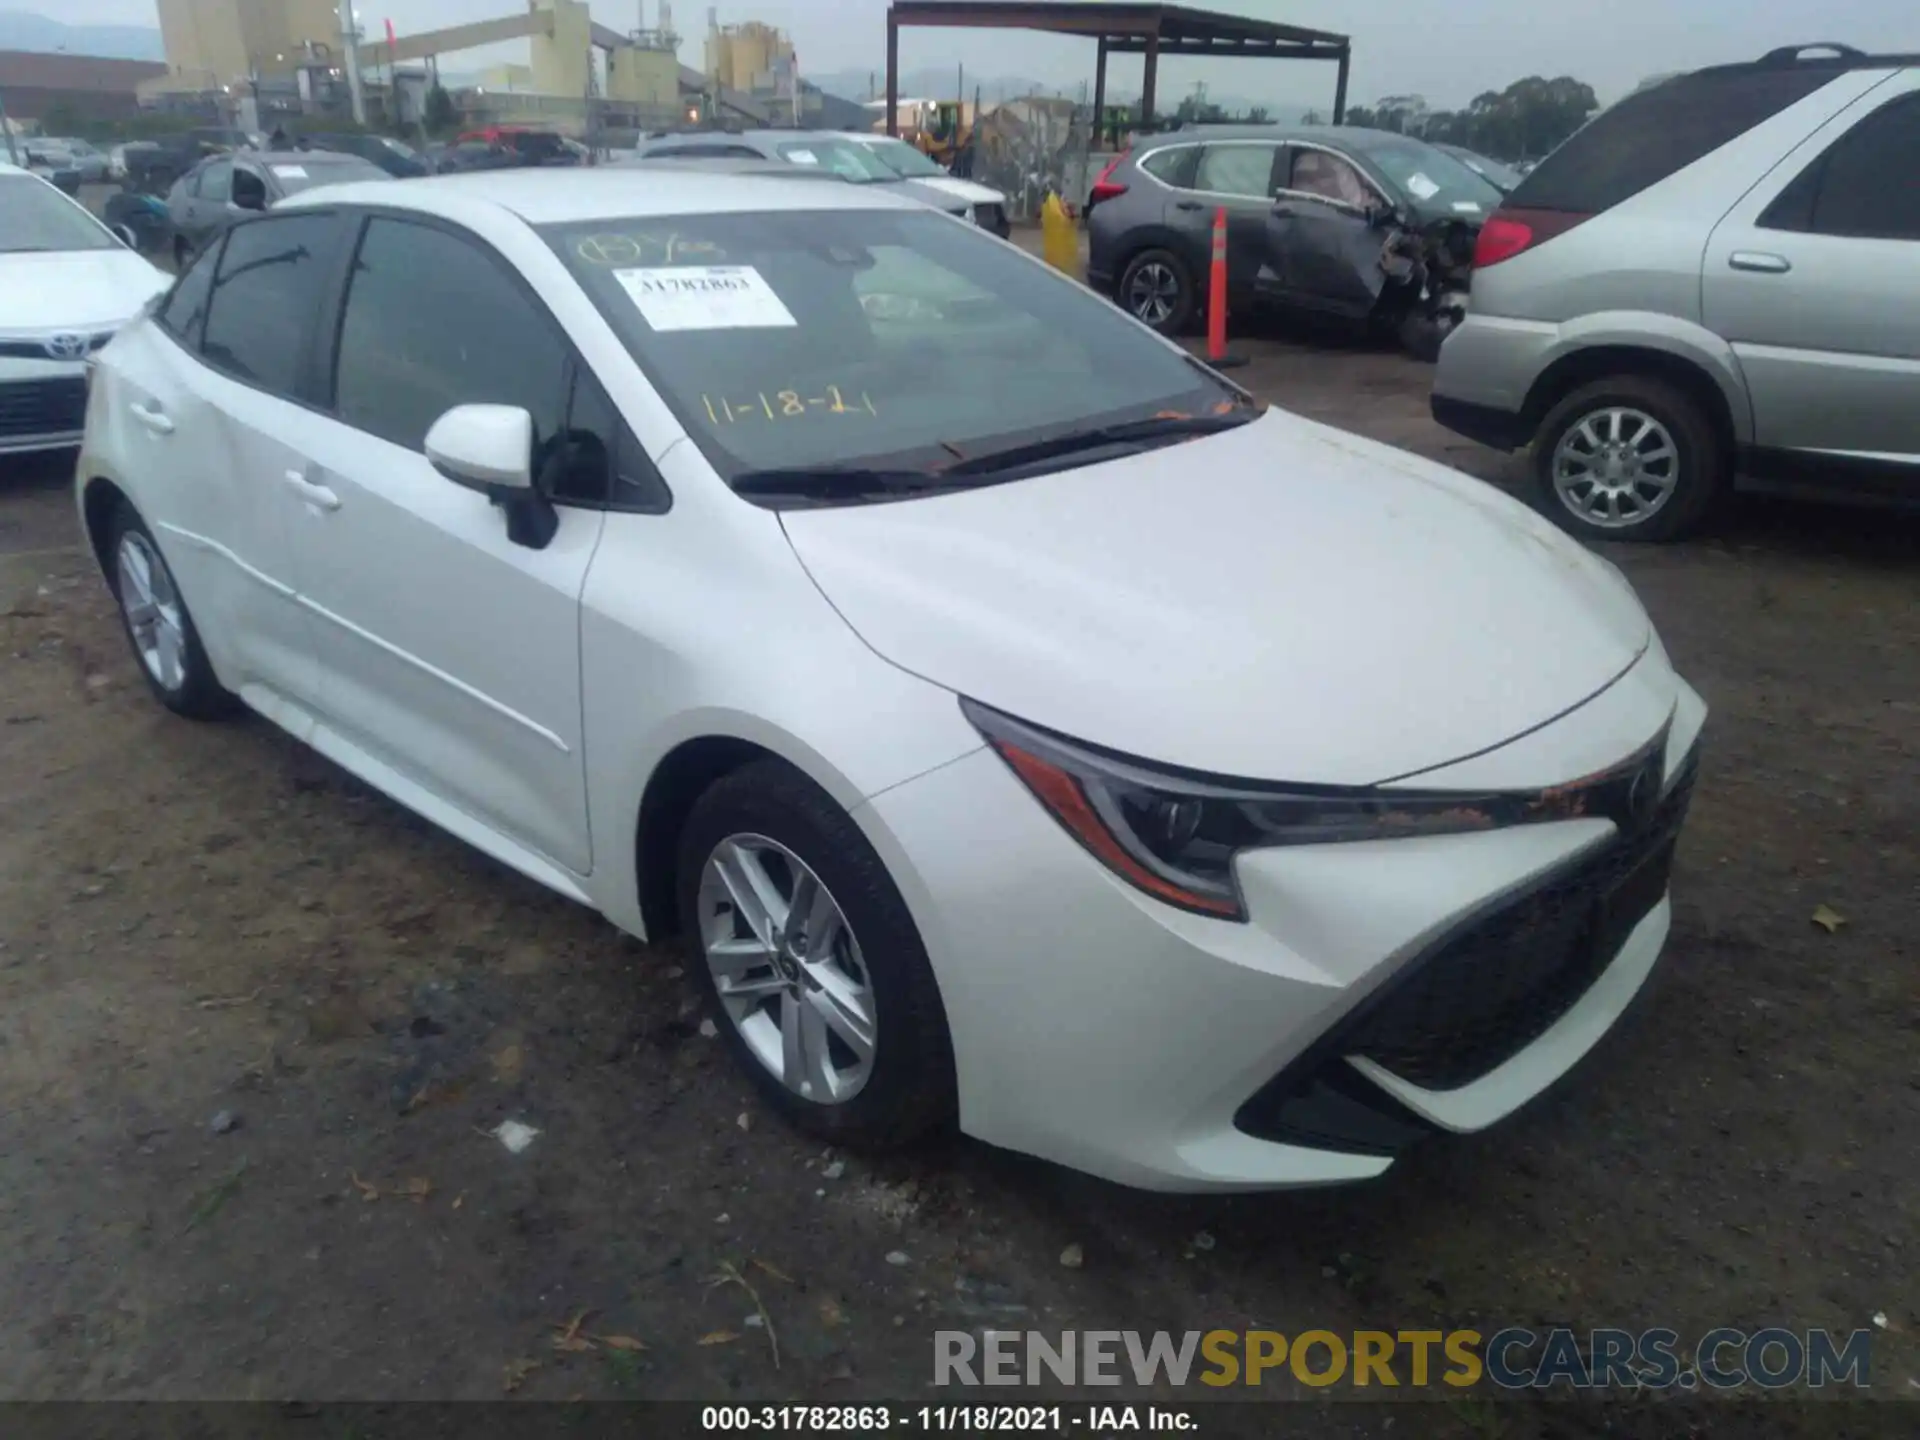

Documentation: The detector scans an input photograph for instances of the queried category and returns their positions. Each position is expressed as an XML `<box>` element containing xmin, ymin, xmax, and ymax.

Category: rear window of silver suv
<box><xmin>1504</xmin><ymin>63</ymin><xmax>1845</xmax><ymax>214</ymax></box>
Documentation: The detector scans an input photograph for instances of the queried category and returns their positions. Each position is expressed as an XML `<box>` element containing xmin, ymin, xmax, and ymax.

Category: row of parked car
<box><xmin>1082</xmin><ymin>41</ymin><xmax>1919</xmax><ymax>540</ymax></box>
<box><xmin>143</xmin><ymin>124</ymin><xmax>1015</xmax><ymax>270</ymax></box>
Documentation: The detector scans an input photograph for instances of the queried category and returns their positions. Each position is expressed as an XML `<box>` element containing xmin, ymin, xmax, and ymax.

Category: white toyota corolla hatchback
<box><xmin>76</xmin><ymin>168</ymin><xmax>1704</xmax><ymax>1191</ymax></box>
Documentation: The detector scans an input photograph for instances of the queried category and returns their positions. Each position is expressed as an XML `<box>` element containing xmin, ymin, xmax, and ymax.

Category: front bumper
<box><xmin>1430</xmin><ymin>393</ymin><xmax>1529</xmax><ymax>452</ymax></box>
<box><xmin>857</xmin><ymin>651</ymin><xmax>1706</xmax><ymax>1191</ymax></box>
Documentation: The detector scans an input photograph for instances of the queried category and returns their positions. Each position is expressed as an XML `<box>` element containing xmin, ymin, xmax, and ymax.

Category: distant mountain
<box><xmin>0</xmin><ymin>9</ymin><xmax>164</xmax><ymax>61</ymax></box>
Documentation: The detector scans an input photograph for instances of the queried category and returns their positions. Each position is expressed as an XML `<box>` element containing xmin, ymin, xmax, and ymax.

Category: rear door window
<box><xmin>199</xmin><ymin>214</ymin><xmax>341</xmax><ymax>398</ymax></box>
<box><xmin>1759</xmin><ymin>91</ymin><xmax>1920</xmax><ymax>241</ymax></box>
<box><xmin>1195</xmin><ymin>144</ymin><xmax>1280</xmax><ymax>199</ymax></box>
<box><xmin>156</xmin><ymin>236</ymin><xmax>222</xmax><ymax>349</ymax></box>
<box><xmin>1508</xmin><ymin>63</ymin><xmax>1844</xmax><ymax>213</ymax></box>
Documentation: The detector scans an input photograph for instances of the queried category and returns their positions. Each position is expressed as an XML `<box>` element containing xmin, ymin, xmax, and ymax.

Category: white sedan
<box><xmin>76</xmin><ymin>167</ymin><xmax>1704</xmax><ymax>1191</ymax></box>
<box><xmin>1</xmin><ymin>162</ymin><xmax>170</xmax><ymax>455</ymax></box>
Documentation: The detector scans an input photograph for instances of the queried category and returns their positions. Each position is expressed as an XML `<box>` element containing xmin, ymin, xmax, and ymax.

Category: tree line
<box><xmin>1314</xmin><ymin>75</ymin><xmax>1601</xmax><ymax>162</ymax></box>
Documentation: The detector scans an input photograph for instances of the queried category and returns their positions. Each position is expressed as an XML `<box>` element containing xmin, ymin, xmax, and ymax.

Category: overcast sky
<box><xmin>57</xmin><ymin>0</ymin><xmax>1918</xmax><ymax>108</ymax></box>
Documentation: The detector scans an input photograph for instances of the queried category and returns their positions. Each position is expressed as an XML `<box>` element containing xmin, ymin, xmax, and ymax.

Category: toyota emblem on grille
<box><xmin>43</xmin><ymin>332</ymin><xmax>89</xmax><ymax>361</ymax></box>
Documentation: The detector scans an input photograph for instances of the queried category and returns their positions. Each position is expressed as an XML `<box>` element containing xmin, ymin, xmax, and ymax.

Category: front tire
<box><xmin>677</xmin><ymin>758</ymin><xmax>955</xmax><ymax>1149</ymax></box>
<box><xmin>1532</xmin><ymin>375</ymin><xmax>1726</xmax><ymax>542</ymax></box>
<box><xmin>106</xmin><ymin>501</ymin><xmax>237</xmax><ymax>719</ymax></box>
<box><xmin>1117</xmin><ymin>248</ymin><xmax>1196</xmax><ymax>334</ymax></box>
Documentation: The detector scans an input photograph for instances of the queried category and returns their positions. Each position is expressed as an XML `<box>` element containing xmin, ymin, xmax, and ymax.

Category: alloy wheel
<box><xmin>115</xmin><ymin>531</ymin><xmax>188</xmax><ymax>692</ymax></box>
<box><xmin>1125</xmin><ymin>261</ymin><xmax>1179</xmax><ymax>326</ymax></box>
<box><xmin>1550</xmin><ymin>406</ymin><xmax>1681</xmax><ymax>529</ymax></box>
<box><xmin>696</xmin><ymin>833</ymin><xmax>877</xmax><ymax>1104</ymax></box>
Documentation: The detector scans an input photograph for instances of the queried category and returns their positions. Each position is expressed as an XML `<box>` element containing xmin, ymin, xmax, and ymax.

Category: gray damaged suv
<box><xmin>1432</xmin><ymin>44</ymin><xmax>1920</xmax><ymax>541</ymax></box>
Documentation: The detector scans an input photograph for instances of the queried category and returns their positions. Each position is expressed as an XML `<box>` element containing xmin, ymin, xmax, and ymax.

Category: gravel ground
<box><xmin>0</xmin><ymin>267</ymin><xmax>1915</xmax><ymax>1432</ymax></box>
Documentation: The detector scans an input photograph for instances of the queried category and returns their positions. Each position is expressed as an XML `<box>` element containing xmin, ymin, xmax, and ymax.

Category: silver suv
<box><xmin>1431</xmin><ymin>44</ymin><xmax>1920</xmax><ymax>541</ymax></box>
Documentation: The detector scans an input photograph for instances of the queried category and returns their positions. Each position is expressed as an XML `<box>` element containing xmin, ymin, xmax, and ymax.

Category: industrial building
<box><xmin>0</xmin><ymin>50</ymin><xmax>167</xmax><ymax>122</ymax></box>
<box><xmin>132</xmin><ymin>0</ymin><xmax>779</xmax><ymax>133</ymax></box>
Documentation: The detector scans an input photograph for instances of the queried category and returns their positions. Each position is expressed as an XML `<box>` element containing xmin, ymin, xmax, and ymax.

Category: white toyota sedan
<box><xmin>1</xmin><ymin>162</ymin><xmax>170</xmax><ymax>455</ymax></box>
<box><xmin>76</xmin><ymin>168</ymin><xmax>1704</xmax><ymax>1191</ymax></box>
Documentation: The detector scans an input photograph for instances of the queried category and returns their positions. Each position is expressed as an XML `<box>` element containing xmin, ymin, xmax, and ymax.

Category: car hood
<box><xmin>780</xmin><ymin>408</ymin><xmax>1652</xmax><ymax>784</ymax></box>
<box><xmin>883</xmin><ymin>177</ymin><xmax>973</xmax><ymax>215</ymax></box>
<box><xmin>0</xmin><ymin>249</ymin><xmax>170</xmax><ymax>332</ymax></box>
<box><xmin>911</xmin><ymin>174</ymin><xmax>1006</xmax><ymax>206</ymax></box>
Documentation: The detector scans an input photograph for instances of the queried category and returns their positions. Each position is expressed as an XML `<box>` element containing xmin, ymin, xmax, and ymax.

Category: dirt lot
<box><xmin>1</xmin><ymin>302</ymin><xmax>1916</xmax><ymax>1431</ymax></box>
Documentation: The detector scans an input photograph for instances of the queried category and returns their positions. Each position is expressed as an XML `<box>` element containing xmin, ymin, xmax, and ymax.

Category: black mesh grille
<box><xmin>0</xmin><ymin>377</ymin><xmax>88</xmax><ymax>439</ymax></box>
<box><xmin>1347</xmin><ymin>758</ymin><xmax>1697</xmax><ymax>1091</ymax></box>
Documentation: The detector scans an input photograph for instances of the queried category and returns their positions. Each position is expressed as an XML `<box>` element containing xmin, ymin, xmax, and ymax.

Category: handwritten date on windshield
<box><xmin>702</xmin><ymin>386</ymin><xmax>878</xmax><ymax>425</ymax></box>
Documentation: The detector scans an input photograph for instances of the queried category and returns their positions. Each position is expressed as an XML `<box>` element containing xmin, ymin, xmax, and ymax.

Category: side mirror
<box><xmin>1366</xmin><ymin>200</ymin><xmax>1403</xmax><ymax>230</ymax></box>
<box><xmin>110</xmin><ymin>222</ymin><xmax>139</xmax><ymax>249</ymax></box>
<box><xmin>427</xmin><ymin>404</ymin><xmax>557</xmax><ymax>549</ymax></box>
<box><xmin>426</xmin><ymin>404</ymin><xmax>534</xmax><ymax>493</ymax></box>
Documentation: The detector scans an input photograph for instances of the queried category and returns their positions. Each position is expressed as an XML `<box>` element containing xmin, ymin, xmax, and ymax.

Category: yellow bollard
<box><xmin>1041</xmin><ymin>192</ymin><xmax>1080</xmax><ymax>279</ymax></box>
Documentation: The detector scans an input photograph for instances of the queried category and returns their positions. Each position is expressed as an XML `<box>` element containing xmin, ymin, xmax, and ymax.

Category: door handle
<box><xmin>1728</xmin><ymin>251</ymin><xmax>1791</xmax><ymax>274</ymax></box>
<box><xmin>283</xmin><ymin>468</ymin><xmax>341</xmax><ymax>512</ymax></box>
<box><xmin>1174</xmin><ymin>199</ymin><xmax>1206</xmax><ymax>212</ymax></box>
<box><xmin>128</xmin><ymin>401</ymin><xmax>173</xmax><ymax>435</ymax></box>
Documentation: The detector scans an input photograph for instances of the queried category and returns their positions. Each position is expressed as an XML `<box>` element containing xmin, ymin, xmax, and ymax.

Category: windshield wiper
<box><xmin>730</xmin><ymin>465</ymin><xmax>932</xmax><ymax>500</ymax></box>
<box><xmin>941</xmin><ymin>409</ymin><xmax>1258</xmax><ymax>481</ymax></box>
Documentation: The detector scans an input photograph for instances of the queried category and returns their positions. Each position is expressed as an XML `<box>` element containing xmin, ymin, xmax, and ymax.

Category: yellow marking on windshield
<box><xmin>702</xmin><ymin>387</ymin><xmax>878</xmax><ymax>424</ymax></box>
<box><xmin>573</xmin><ymin>232</ymin><xmax>729</xmax><ymax>266</ymax></box>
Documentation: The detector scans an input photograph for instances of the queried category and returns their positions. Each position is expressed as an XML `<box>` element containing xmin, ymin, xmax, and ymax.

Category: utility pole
<box><xmin>336</xmin><ymin>0</ymin><xmax>367</xmax><ymax>125</ymax></box>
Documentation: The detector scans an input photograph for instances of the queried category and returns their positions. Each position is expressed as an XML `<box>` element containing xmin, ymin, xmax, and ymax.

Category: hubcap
<box><xmin>1125</xmin><ymin>261</ymin><xmax>1179</xmax><ymax>326</ymax></box>
<box><xmin>115</xmin><ymin>531</ymin><xmax>188</xmax><ymax>692</ymax></box>
<box><xmin>1550</xmin><ymin>406</ymin><xmax>1681</xmax><ymax>529</ymax></box>
<box><xmin>696</xmin><ymin>834</ymin><xmax>876</xmax><ymax>1104</ymax></box>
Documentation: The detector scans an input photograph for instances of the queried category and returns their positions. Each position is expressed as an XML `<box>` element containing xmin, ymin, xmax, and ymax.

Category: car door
<box><xmin>110</xmin><ymin>220</ymin><xmax>333</xmax><ymax>716</ymax></box>
<box><xmin>1702</xmin><ymin>79</ymin><xmax>1920</xmax><ymax>488</ymax></box>
<box><xmin>1267</xmin><ymin>143</ymin><xmax>1393</xmax><ymax>319</ymax></box>
<box><xmin>268</xmin><ymin>211</ymin><xmax>602</xmax><ymax>875</ymax></box>
<box><xmin>1188</xmin><ymin>142</ymin><xmax>1285</xmax><ymax>307</ymax></box>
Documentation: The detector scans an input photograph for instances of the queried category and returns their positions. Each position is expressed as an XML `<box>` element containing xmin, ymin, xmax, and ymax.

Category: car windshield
<box><xmin>542</xmin><ymin>207</ymin><xmax>1249</xmax><ymax>493</ymax></box>
<box><xmin>1440</xmin><ymin>145</ymin><xmax>1523</xmax><ymax>193</ymax></box>
<box><xmin>0</xmin><ymin>175</ymin><xmax>117</xmax><ymax>253</ymax></box>
<box><xmin>773</xmin><ymin>139</ymin><xmax>899</xmax><ymax>183</ymax></box>
<box><xmin>266</xmin><ymin>156</ymin><xmax>391</xmax><ymax>192</ymax></box>
<box><xmin>1359</xmin><ymin>138</ymin><xmax>1503</xmax><ymax>212</ymax></box>
<box><xmin>862</xmin><ymin>137</ymin><xmax>946</xmax><ymax>179</ymax></box>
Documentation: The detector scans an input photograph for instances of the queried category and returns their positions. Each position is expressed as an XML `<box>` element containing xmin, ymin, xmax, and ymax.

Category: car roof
<box><xmin>1163</xmin><ymin>123</ymin><xmax>1433</xmax><ymax>151</ymax></box>
<box><xmin>277</xmin><ymin>166</ymin><xmax>924</xmax><ymax>224</ymax></box>
<box><xmin>231</xmin><ymin>149</ymin><xmax>377</xmax><ymax>166</ymax></box>
<box><xmin>621</xmin><ymin>155</ymin><xmax>850</xmax><ymax>181</ymax></box>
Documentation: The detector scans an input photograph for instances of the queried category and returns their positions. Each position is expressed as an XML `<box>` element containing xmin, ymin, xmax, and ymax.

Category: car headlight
<box><xmin>965</xmin><ymin>699</ymin><xmax>1648</xmax><ymax>921</ymax></box>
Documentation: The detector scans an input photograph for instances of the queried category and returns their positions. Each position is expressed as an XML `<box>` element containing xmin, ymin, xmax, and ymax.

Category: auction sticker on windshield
<box><xmin>614</xmin><ymin>265</ymin><xmax>798</xmax><ymax>331</ymax></box>
<box><xmin>1406</xmin><ymin>172</ymin><xmax>1440</xmax><ymax>200</ymax></box>
<box><xmin>271</xmin><ymin>164</ymin><xmax>308</xmax><ymax>179</ymax></box>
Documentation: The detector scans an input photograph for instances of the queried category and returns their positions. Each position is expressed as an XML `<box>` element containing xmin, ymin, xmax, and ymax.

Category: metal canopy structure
<box><xmin>884</xmin><ymin>1</ymin><xmax>1351</xmax><ymax>138</ymax></box>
